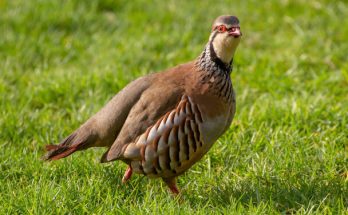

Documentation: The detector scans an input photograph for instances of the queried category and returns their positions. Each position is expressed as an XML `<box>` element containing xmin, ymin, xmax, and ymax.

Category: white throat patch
<box><xmin>212</xmin><ymin>33</ymin><xmax>240</xmax><ymax>64</ymax></box>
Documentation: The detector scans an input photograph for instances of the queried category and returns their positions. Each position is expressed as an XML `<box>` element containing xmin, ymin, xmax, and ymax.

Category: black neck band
<box><xmin>209</xmin><ymin>32</ymin><xmax>232</xmax><ymax>73</ymax></box>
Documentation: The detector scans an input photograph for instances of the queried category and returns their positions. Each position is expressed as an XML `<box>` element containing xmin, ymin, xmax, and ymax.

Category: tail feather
<box><xmin>45</xmin><ymin>144</ymin><xmax>59</xmax><ymax>151</ymax></box>
<box><xmin>42</xmin><ymin>132</ymin><xmax>94</xmax><ymax>161</ymax></box>
<box><xmin>42</xmin><ymin>145</ymin><xmax>79</xmax><ymax>161</ymax></box>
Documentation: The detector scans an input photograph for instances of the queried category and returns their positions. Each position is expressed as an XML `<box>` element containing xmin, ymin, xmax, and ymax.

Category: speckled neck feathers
<box><xmin>195</xmin><ymin>42</ymin><xmax>233</xmax><ymax>75</ymax></box>
<box><xmin>194</xmin><ymin>43</ymin><xmax>234</xmax><ymax>103</ymax></box>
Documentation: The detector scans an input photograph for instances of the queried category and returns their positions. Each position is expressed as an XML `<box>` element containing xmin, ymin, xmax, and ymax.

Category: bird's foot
<box><xmin>163</xmin><ymin>177</ymin><xmax>180</xmax><ymax>195</ymax></box>
<box><xmin>169</xmin><ymin>184</ymin><xmax>180</xmax><ymax>195</ymax></box>
<box><xmin>122</xmin><ymin>166</ymin><xmax>133</xmax><ymax>183</ymax></box>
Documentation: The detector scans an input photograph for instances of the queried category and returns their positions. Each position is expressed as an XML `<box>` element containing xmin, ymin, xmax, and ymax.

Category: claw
<box><xmin>122</xmin><ymin>166</ymin><xmax>133</xmax><ymax>183</ymax></box>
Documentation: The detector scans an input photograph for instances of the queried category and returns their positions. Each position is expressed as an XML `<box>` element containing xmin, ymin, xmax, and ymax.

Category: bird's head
<box><xmin>209</xmin><ymin>15</ymin><xmax>242</xmax><ymax>64</ymax></box>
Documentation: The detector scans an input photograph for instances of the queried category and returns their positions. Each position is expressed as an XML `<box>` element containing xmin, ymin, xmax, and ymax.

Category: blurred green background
<box><xmin>0</xmin><ymin>0</ymin><xmax>347</xmax><ymax>214</ymax></box>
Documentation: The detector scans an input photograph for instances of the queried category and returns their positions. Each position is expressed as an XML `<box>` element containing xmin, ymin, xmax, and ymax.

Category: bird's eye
<box><xmin>218</xmin><ymin>25</ymin><xmax>227</xmax><ymax>33</ymax></box>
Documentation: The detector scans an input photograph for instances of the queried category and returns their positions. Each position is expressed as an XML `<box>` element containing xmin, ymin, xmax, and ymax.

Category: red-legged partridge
<box><xmin>43</xmin><ymin>15</ymin><xmax>242</xmax><ymax>194</ymax></box>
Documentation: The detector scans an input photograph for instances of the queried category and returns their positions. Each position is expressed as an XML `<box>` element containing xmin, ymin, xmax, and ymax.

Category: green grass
<box><xmin>1</xmin><ymin>0</ymin><xmax>347</xmax><ymax>214</ymax></box>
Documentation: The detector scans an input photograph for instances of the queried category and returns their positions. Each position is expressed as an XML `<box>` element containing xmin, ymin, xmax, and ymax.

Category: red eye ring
<box><xmin>218</xmin><ymin>25</ymin><xmax>227</xmax><ymax>32</ymax></box>
<box><xmin>213</xmin><ymin>25</ymin><xmax>227</xmax><ymax>33</ymax></box>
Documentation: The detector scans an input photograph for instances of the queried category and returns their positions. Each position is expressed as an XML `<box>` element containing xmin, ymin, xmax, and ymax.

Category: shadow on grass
<box><xmin>98</xmin><ymin>161</ymin><xmax>346</xmax><ymax>211</ymax></box>
<box><xmin>31</xmin><ymin>155</ymin><xmax>345</xmax><ymax>212</ymax></box>
<box><xmin>207</xmin><ymin>174</ymin><xmax>346</xmax><ymax>212</ymax></box>
<box><xmin>99</xmin><ymin>164</ymin><xmax>149</xmax><ymax>199</ymax></box>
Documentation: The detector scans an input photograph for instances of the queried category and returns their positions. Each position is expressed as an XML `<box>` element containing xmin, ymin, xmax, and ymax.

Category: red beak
<box><xmin>229</xmin><ymin>27</ymin><xmax>242</xmax><ymax>37</ymax></box>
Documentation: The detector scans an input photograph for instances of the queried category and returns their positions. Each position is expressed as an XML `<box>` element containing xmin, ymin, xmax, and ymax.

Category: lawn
<box><xmin>0</xmin><ymin>0</ymin><xmax>347</xmax><ymax>214</ymax></box>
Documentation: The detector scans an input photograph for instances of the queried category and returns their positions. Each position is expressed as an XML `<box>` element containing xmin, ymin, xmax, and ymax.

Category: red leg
<box><xmin>163</xmin><ymin>177</ymin><xmax>180</xmax><ymax>195</ymax></box>
<box><xmin>122</xmin><ymin>166</ymin><xmax>133</xmax><ymax>183</ymax></box>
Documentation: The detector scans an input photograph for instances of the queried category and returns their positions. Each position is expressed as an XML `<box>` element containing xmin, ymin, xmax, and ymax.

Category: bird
<box><xmin>43</xmin><ymin>15</ymin><xmax>242</xmax><ymax>195</ymax></box>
